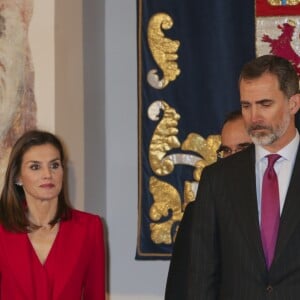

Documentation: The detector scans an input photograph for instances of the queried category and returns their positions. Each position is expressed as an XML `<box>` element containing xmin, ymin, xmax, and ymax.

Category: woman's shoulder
<box><xmin>70</xmin><ymin>209</ymin><xmax>103</xmax><ymax>226</ymax></box>
<box><xmin>61</xmin><ymin>210</ymin><xmax>104</xmax><ymax>248</ymax></box>
<box><xmin>0</xmin><ymin>223</ymin><xmax>8</xmax><ymax>234</ymax></box>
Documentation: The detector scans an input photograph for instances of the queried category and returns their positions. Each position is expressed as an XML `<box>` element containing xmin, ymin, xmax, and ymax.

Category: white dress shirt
<box><xmin>255</xmin><ymin>131</ymin><xmax>300</xmax><ymax>224</ymax></box>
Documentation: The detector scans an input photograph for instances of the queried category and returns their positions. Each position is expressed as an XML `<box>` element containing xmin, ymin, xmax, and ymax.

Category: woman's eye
<box><xmin>30</xmin><ymin>164</ymin><xmax>40</xmax><ymax>170</ymax></box>
<box><xmin>50</xmin><ymin>162</ymin><xmax>60</xmax><ymax>169</ymax></box>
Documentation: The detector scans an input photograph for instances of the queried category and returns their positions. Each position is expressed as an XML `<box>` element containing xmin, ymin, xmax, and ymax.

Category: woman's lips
<box><xmin>40</xmin><ymin>183</ymin><xmax>54</xmax><ymax>188</ymax></box>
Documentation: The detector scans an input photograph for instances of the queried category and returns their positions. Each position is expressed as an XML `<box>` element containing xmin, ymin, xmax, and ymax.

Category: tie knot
<box><xmin>266</xmin><ymin>154</ymin><xmax>281</xmax><ymax>168</ymax></box>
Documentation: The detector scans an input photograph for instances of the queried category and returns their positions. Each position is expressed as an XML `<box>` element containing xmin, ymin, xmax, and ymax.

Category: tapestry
<box><xmin>256</xmin><ymin>0</ymin><xmax>300</xmax><ymax>74</ymax></box>
<box><xmin>137</xmin><ymin>0</ymin><xmax>255</xmax><ymax>259</ymax></box>
<box><xmin>256</xmin><ymin>0</ymin><xmax>300</xmax><ymax>128</ymax></box>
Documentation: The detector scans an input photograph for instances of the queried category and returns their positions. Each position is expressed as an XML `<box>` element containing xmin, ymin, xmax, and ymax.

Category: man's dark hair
<box><xmin>223</xmin><ymin>110</ymin><xmax>243</xmax><ymax>126</ymax></box>
<box><xmin>239</xmin><ymin>55</ymin><xmax>299</xmax><ymax>98</ymax></box>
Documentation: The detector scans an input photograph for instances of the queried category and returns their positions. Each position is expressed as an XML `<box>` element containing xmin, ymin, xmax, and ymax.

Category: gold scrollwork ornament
<box><xmin>182</xmin><ymin>133</ymin><xmax>221</xmax><ymax>181</ymax></box>
<box><xmin>147</xmin><ymin>13</ymin><xmax>181</xmax><ymax>89</ymax></box>
<box><xmin>149</xmin><ymin>176</ymin><xmax>183</xmax><ymax>244</ymax></box>
<box><xmin>268</xmin><ymin>0</ymin><xmax>300</xmax><ymax>5</ymax></box>
<box><xmin>148</xmin><ymin>100</ymin><xmax>181</xmax><ymax>176</ymax></box>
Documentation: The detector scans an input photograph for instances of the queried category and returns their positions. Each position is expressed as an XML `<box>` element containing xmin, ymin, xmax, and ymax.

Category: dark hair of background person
<box><xmin>0</xmin><ymin>130</ymin><xmax>72</xmax><ymax>233</ymax></box>
<box><xmin>216</xmin><ymin>109</ymin><xmax>252</xmax><ymax>159</ymax></box>
<box><xmin>222</xmin><ymin>109</ymin><xmax>243</xmax><ymax>125</ymax></box>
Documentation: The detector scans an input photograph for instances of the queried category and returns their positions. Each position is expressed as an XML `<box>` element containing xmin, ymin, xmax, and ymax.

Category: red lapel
<box><xmin>50</xmin><ymin>211</ymin><xmax>89</xmax><ymax>299</ymax></box>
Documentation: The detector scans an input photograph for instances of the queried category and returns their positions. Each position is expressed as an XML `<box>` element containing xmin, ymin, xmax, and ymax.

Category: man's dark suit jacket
<box><xmin>165</xmin><ymin>144</ymin><xmax>300</xmax><ymax>300</ymax></box>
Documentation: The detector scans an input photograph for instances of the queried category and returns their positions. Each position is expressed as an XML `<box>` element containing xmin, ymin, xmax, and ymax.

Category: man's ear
<box><xmin>289</xmin><ymin>94</ymin><xmax>300</xmax><ymax>114</ymax></box>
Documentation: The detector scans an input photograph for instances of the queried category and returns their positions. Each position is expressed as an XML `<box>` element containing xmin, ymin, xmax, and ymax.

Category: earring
<box><xmin>15</xmin><ymin>182</ymin><xmax>22</xmax><ymax>186</ymax></box>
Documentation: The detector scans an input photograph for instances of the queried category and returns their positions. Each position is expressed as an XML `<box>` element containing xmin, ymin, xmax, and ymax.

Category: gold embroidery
<box><xmin>268</xmin><ymin>0</ymin><xmax>300</xmax><ymax>5</ymax></box>
<box><xmin>183</xmin><ymin>181</ymin><xmax>196</xmax><ymax>210</ymax></box>
<box><xmin>149</xmin><ymin>176</ymin><xmax>183</xmax><ymax>244</ymax></box>
<box><xmin>147</xmin><ymin>13</ymin><xmax>180</xmax><ymax>89</ymax></box>
<box><xmin>182</xmin><ymin>133</ymin><xmax>221</xmax><ymax>181</ymax></box>
<box><xmin>148</xmin><ymin>100</ymin><xmax>181</xmax><ymax>176</ymax></box>
<box><xmin>148</xmin><ymin>101</ymin><xmax>220</xmax><ymax>244</ymax></box>
<box><xmin>181</xmin><ymin>134</ymin><xmax>220</xmax><ymax>208</ymax></box>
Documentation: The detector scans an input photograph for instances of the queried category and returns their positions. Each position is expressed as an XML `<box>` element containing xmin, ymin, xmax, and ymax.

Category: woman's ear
<box><xmin>15</xmin><ymin>179</ymin><xmax>22</xmax><ymax>186</ymax></box>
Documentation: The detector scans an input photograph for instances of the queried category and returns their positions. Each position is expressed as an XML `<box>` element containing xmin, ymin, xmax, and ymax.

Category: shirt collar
<box><xmin>255</xmin><ymin>130</ymin><xmax>300</xmax><ymax>163</ymax></box>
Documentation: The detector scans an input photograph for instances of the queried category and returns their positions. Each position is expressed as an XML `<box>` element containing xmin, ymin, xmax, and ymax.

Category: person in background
<box><xmin>0</xmin><ymin>130</ymin><xmax>105</xmax><ymax>299</ymax></box>
<box><xmin>165</xmin><ymin>55</ymin><xmax>300</xmax><ymax>299</ymax></box>
<box><xmin>217</xmin><ymin>110</ymin><xmax>252</xmax><ymax>159</ymax></box>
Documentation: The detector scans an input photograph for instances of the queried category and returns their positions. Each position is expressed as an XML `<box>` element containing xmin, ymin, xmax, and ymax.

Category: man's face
<box><xmin>240</xmin><ymin>72</ymin><xmax>296</xmax><ymax>151</ymax></box>
<box><xmin>219</xmin><ymin>118</ymin><xmax>252</xmax><ymax>158</ymax></box>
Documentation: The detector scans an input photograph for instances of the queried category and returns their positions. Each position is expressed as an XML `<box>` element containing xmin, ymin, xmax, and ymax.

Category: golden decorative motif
<box><xmin>149</xmin><ymin>176</ymin><xmax>183</xmax><ymax>244</ymax></box>
<box><xmin>288</xmin><ymin>19</ymin><xmax>296</xmax><ymax>27</ymax></box>
<box><xmin>183</xmin><ymin>180</ymin><xmax>197</xmax><ymax>210</ymax></box>
<box><xmin>182</xmin><ymin>133</ymin><xmax>221</xmax><ymax>181</ymax></box>
<box><xmin>268</xmin><ymin>0</ymin><xmax>300</xmax><ymax>5</ymax></box>
<box><xmin>147</xmin><ymin>13</ymin><xmax>180</xmax><ymax>89</ymax></box>
<box><xmin>148</xmin><ymin>100</ymin><xmax>181</xmax><ymax>176</ymax></box>
<box><xmin>147</xmin><ymin>102</ymin><xmax>221</xmax><ymax>244</ymax></box>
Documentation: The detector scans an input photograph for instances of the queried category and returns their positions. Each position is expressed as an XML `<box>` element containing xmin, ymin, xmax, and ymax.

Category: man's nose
<box><xmin>250</xmin><ymin>107</ymin><xmax>260</xmax><ymax>123</ymax></box>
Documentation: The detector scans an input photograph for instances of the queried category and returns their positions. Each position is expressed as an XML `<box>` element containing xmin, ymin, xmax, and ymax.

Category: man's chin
<box><xmin>250</xmin><ymin>134</ymin><xmax>276</xmax><ymax>146</ymax></box>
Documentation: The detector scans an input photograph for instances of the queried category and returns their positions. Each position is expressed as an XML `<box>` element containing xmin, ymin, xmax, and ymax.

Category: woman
<box><xmin>0</xmin><ymin>130</ymin><xmax>105</xmax><ymax>299</ymax></box>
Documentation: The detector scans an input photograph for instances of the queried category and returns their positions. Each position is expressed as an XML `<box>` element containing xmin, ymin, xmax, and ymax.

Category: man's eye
<box><xmin>241</xmin><ymin>103</ymin><xmax>250</xmax><ymax>109</ymax></box>
<box><xmin>237</xmin><ymin>143</ymin><xmax>252</xmax><ymax>151</ymax></box>
<box><xmin>260</xmin><ymin>101</ymin><xmax>273</xmax><ymax>107</ymax></box>
<box><xmin>222</xmin><ymin>148</ymin><xmax>232</xmax><ymax>154</ymax></box>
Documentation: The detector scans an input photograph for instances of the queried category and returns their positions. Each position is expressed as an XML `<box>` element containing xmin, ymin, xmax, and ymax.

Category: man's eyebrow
<box><xmin>237</xmin><ymin>142</ymin><xmax>252</xmax><ymax>147</ymax></box>
<box><xmin>255</xmin><ymin>99</ymin><xmax>273</xmax><ymax>104</ymax></box>
<box><xmin>240</xmin><ymin>100</ymin><xmax>251</xmax><ymax>106</ymax></box>
<box><xmin>240</xmin><ymin>99</ymin><xmax>273</xmax><ymax>105</ymax></box>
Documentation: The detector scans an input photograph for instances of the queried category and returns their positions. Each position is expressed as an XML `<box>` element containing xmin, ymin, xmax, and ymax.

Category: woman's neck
<box><xmin>26</xmin><ymin>199</ymin><xmax>58</xmax><ymax>226</ymax></box>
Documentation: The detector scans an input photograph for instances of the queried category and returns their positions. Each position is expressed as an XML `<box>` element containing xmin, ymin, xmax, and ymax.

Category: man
<box><xmin>217</xmin><ymin>110</ymin><xmax>252</xmax><ymax>159</ymax></box>
<box><xmin>165</xmin><ymin>55</ymin><xmax>300</xmax><ymax>299</ymax></box>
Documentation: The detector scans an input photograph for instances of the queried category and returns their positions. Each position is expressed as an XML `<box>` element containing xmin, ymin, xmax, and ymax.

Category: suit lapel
<box><xmin>225</xmin><ymin>144</ymin><xmax>300</xmax><ymax>271</ymax></box>
<box><xmin>51</xmin><ymin>212</ymin><xmax>86</xmax><ymax>299</ymax></box>
<box><xmin>273</xmin><ymin>145</ymin><xmax>300</xmax><ymax>264</ymax></box>
<box><xmin>230</xmin><ymin>147</ymin><xmax>266</xmax><ymax>270</ymax></box>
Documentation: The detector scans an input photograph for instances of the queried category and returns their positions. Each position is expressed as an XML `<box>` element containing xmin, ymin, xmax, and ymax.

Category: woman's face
<box><xmin>17</xmin><ymin>143</ymin><xmax>63</xmax><ymax>204</ymax></box>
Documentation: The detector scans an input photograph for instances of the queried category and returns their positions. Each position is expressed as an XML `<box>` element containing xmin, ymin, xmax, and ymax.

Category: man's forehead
<box><xmin>221</xmin><ymin>119</ymin><xmax>250</xmax><ymax>143</ymax></box>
